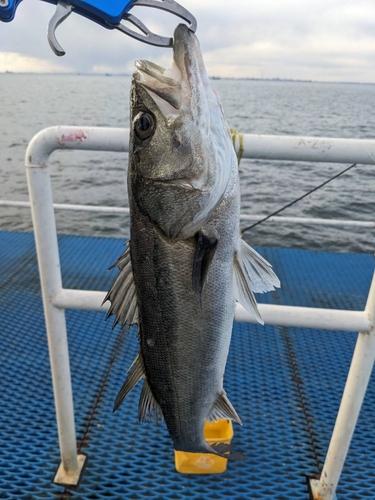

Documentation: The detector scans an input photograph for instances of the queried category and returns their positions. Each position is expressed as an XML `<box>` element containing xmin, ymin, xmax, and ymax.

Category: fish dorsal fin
<box><xmin>208</xmin><ymin>391</ymin><xmax>242</xmax><ymax>426</ymax></box>
<box><xmin>103</xmin><ymin>242</ymin><xmax>139</xmax><ymax>329</ymax></box>
<box><xmin>233</xmin><ymin>239</ymin><xmax>280</xmax><ymax>324</ymax></box>
<box><xmin>192</xmin><ymin>232</ymin><xmax>218</xmax><ymax>303</ymax></box>
<box><xmin>113</xmin><ymin>353</ymin><xmax>144</xmax><ymax>413</ymax></box>
<box><xmin>138</xmin><ymin>379</ymin><xmax>164</xmax><ymax>424</ymax></box>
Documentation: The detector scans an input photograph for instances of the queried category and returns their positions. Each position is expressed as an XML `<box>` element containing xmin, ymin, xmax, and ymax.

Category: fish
<box><xmin>104</xmin><ymin>23</ymin><xmax>280</xmax><ymax>460</ymax></box>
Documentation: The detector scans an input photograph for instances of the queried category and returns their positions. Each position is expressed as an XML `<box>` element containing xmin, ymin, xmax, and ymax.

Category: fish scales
<box><xmin>106</xmin><ymin>24</ymin><xmax>280</xmax><ymax>460</ymax></box>
<box><xmin>130</xmin><ymin>167</ymin><xmax>239</xmax><ymax>451</ymax></box>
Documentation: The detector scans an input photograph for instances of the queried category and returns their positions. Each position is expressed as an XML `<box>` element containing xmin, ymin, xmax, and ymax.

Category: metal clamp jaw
<box><xmin>0</xmin><ymin>0</ymin><xmax>197</xmax><ymax>55</ymax></box>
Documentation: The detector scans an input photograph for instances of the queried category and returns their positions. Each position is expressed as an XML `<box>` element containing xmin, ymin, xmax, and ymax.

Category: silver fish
<box><xmin>104</xmin><ymin>24</ymin><xmax>280</xmax><ymax>460</ymax></box>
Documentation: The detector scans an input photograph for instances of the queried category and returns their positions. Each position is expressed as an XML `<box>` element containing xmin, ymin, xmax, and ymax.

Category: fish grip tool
<box><xmin>0</xmin><ymin>0</ymin><xmax>197</xmax><ymax>55</ymax></box>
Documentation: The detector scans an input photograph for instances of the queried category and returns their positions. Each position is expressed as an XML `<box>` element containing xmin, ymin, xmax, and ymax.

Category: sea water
<box><xmin>0</xmin><ymin>73</ymin><xmax>374</xmax><ymax>253</ymax></box>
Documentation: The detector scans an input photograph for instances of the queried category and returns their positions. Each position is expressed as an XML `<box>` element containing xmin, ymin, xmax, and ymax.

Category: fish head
<box><xmin>129</xmin><ymin>24</ymin><xmax>237</xmax><ymax>239</ymax></box>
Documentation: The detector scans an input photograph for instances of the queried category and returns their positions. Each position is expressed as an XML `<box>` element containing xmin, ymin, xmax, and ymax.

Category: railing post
<box><xmin>310</xmin><ymin>271</ymin><xmax>375</xmax><ymax>499</ymax></box>
<box><xmin>25</xmin><ymin>154</ymin><xmax>86</xmax><ymax>485</ymax></box>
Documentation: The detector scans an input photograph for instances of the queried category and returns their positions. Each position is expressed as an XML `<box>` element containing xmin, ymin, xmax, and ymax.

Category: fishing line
<box><xmin>241</xmin><ymin>162</ymin><xmax>357</xmax><ymax>234</ymax></box>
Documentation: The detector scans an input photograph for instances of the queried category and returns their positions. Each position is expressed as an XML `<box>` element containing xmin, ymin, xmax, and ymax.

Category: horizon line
<box><xmin>0</xmin><ymin>71</ymin><xmax>374</xmax><ymax>85</ymax></box>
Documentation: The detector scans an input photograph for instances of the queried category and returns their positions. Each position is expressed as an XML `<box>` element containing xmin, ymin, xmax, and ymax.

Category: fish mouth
<box><xmin>134</xmin><ymin>24</ymin><xmax>206</xmax><ymax>116</ymax></box>
<box><xmin>134</xmin><ymin>59</ymin><xmax>182</xmax><ymax>112</ymax></box>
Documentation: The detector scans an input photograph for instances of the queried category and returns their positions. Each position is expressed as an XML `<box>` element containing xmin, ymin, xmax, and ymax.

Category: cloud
<box><xmin>197</xmin><ymin>0</ymin><xmax>375</xmax><ymax>81</ymax></box>
<box><xmin>0</xmin><ymin>0</ymin><xmax>375</xmax><ymax>81</ymax></box>
<box><xmin>0</xmin><ymin>51</ymin><xmax>72</xmax><ymax>73</ymax></box>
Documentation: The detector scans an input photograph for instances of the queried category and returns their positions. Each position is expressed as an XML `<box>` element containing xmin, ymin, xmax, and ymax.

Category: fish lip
<box><xmin>134</xmin><ymin>24</ymin><xmax>194</xmax><ymax>82</ymax></box>
<box><xmin>173</xmin><ymin>23</ymin><xmax>194</xmax><ymax>49</ymax></box>
<box><xmin>172</xmin><ymin>24</ymin><xmax>201</xmax><ymax>75</ymax></box>
<box><xmin>132</xmin><ymin>24</ymin><xmax>204</xmax><ymax>116</ymax></box>
<box><xmin>134</xmin><ymin>60</ymin><xmax>179</xmax><ymax>86</ymax></box>
<box><xmin>133</xmin><ymin>58</ymin><xmax>183</xmax><ymax>112</ymax></box>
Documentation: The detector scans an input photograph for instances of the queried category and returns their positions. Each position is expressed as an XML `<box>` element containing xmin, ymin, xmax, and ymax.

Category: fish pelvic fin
<box><xmin>138</xmin><ymin>379</ymin><xmax>164</xmax><ymax>424</ymax></box>
<box><xmin>113</xmin><ymin>353</ymin><xmax>144</xmax><ymax>413</ymax></box>
<box><xmin>192</xmin><ymin>231</ymin><xmax>218</xmax><ymax>305</ymax></box>
<box><xmin>208</xmin><ymin>391</ymin><xmax>242</xmax><ymax>425</ymax></box>
<box><xmin>234</xmin><ymin>239</ymin><xmax>280</xmax><ymax>324</ymax></box>
<box><xmin>103</xmin><ymin>241</ymin><xmax>139</xmax><ymax>329</ymax></box>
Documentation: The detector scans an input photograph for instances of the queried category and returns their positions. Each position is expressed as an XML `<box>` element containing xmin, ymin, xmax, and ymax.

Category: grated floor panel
<box><xmin>0</xmin><ymin>230</ymin><xmax>374</xmax><ymax>499</ymax></box>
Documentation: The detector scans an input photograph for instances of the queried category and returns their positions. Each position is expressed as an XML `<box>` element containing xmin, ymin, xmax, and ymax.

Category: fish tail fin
<box><xmin>209</xmin><ymin>442</ymin><xmax>246</xmax><ymax>462</ymax></box>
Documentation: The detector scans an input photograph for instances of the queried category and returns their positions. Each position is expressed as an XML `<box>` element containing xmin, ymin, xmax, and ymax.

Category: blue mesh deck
<box><xmin>0</xmin><ymin>230</ymin><xmax>374</xmax><ymax>499</ymax></box>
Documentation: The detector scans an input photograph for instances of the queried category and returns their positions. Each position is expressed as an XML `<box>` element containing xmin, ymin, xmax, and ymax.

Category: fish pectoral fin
<box><xmin>192</xmin><ymin>231</ymin><xmax>218</xmax><ymax>304</ymax></box>
<box><xmin>113</xmin><ymin>353</ymin><xmax>144</xmax><ymax>413</ymax></box>
<box><xmin>208</xmin><ymin>391</ymin><xmax>242</xmax><ymax>426</ymax></box>
<box><xmin>103</xmin><ymin>241</ymin><xmax>139</xmax><ymax>329</ymax></box>
<box><xmin>238</xmin><ymin>239</ymin><xmax>280</xmax><ymax>293</ymax></box>
<box><xmin>233</xmin><ymin>239</ymin><xmax>280</xmax><ymax>325</ymax></box>
<box><xmin>138</xmin><ymin>379</ymin><xmax>164</xmax><ymax>424</ymax></box>
<box><xmin>233</xmin><ymin>256</ymin><xmax>263</xmax><ymax>324</ymax></box>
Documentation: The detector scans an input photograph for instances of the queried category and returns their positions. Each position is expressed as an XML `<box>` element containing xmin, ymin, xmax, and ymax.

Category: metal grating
<box><xmin>0</xmin><ymin>230</ymin><xmax>374</xmax><ymax>499</ymax></box>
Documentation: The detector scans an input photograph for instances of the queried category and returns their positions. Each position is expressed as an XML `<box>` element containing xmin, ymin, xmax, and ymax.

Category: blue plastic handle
<box><xmin>0</xmin><ymin>0</ymin><xmax>23</xmax><ymax>22</ymax></box>
<box><xmin>69</xmin><ymin>0</ymin><xmax>134</xmax><ymax>24</ymax></box>
<box><xmin>0</xmin><ymin>0</ymin><xmax>134</xmax><ymax>24</ymax></box>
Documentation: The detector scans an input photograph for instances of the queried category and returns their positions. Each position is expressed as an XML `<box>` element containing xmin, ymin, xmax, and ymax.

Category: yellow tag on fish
<box><xmin>174</xmin><ymin>420</ymin><xmax>233</xmax><ymax>474</ymax></box>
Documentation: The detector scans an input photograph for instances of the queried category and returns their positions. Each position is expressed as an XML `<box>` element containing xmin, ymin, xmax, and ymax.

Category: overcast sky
<box><xmin>0</xmin><ymin>0</ymin><xmax>375</xmax><ymax>82</ymax></box>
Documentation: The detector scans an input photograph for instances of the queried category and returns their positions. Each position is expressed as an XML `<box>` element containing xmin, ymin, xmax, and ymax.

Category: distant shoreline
<box><xmin>0</xmin><ymin>72</ymin><xmax>374</xmax><ymax>85</ymax></box>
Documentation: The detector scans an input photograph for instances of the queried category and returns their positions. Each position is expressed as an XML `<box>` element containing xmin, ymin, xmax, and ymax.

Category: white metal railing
<box><xmin>24</xmin><ymin>126</ymin><xmax>374</xmax><ymax>498</ymax></box>
<box><xmin>1</xmin><ymin>199</ymin><xmax>374</xmax><ymax>229</ymax></box>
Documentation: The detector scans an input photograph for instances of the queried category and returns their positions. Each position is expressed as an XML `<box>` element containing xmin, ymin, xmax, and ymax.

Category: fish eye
<box><xmin>134</xmin><ymin>112</ymin><xmax>155</xmax><ymax>140</ymax></box>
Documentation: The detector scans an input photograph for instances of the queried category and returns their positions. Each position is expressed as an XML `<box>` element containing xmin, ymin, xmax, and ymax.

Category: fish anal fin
<box><xmin>208</xmin><ymin>391</ymin><xmax>242</xmax><ymax>426</ymax></box>
<box><xmin>192</xmin><ymin>231</ymin><xmax>218</xmax><ymax>304</ymax></box>
<box><xmin>113</xmin><ymin>353</ymin><xmax>144</xmax><ymax>413</ymax></box>
<box><xmin>138</xmin><ymin>379</ymin><xmax>164</xmax><ymax>424</ymax></box>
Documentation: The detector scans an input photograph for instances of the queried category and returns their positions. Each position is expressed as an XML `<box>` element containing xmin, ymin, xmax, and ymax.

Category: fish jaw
<box><xmin>128</xmin><ymin>24</ymin><xmax>236</xmax><ymax>240</ymax></box>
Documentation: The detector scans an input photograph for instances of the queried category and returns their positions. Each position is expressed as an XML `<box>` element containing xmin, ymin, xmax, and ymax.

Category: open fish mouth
<box><xmin>133</xmin><ymin>59</ymin><xmax>182</xmax><ymax>114</ymax></box>
<box><xmin>133</xmin><ymin>24</ymin><xmax>208</xmax><ymax>117</ymax></box>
